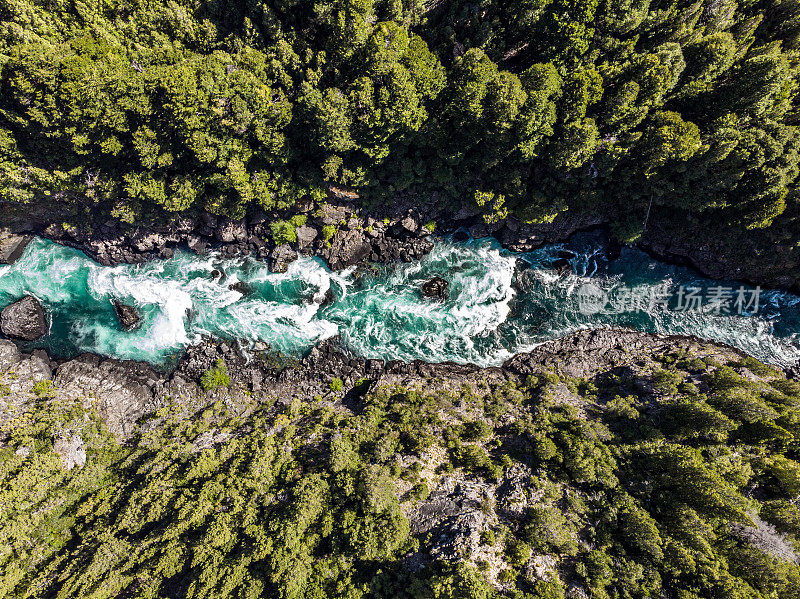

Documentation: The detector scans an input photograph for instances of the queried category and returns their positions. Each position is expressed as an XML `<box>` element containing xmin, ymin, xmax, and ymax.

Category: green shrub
<box><xmin>270</xmin><ymin>215</ymin><xmax>307</xmax><ymax>245</ymax></box>
<box><xmin>733</xmin><ymin>356</ymin><xmax>780</xmax><ymax>378</ymax></box>
<box><xmin>652</xmin><ymin>369</ymin><xmax>683</xmax><ymax>395</ymax></box>
<box><xmin>32</xmin><ymin>379</ymin><xmax>56</xmax><ymax>399</ymax></box>
<box><xmin>322</xmin><ymin>225</ymin><xmax>336</xmax><ymax>243</ymax></box>
<box><xmin>524</xmin><ymin>505</ymin><xmax>579</xmax><ymax>555</ymax></box>
<box><xmin>460</xmin><ymin>420</ymin><xmax>492</xmax><ymax>441</ymax></box>
<box><xmin>411</xmin><ymin>482</ymin><xmax>429</xmax><ymax>500</ymax></box>
<box><xmin>505</xmin><ymin>538</ymin><xmax>532</xmax><ymax>566</ymax></box>
<box><xmin>329</xmin><ymin>377</ymin><xmax>344</xmax><ymax>392</ymax></box>
<box><xmin>480</xmin><ymin>529</ymin><xmax>496</xmax><ymax>546</ymax></box>
<box><xmin>200</xmin><ymin>359</ymin><xmax>230</xmax><ymax>391</ymax></box>
<box><xmin>770</xmin><ymin>379</ymin><xmax>800</xmax><ymax>397</ymax></box>
<box><xmin>708</xmin><ymin>387</ymin><xmax>778</xmax><ymax>423</ymax></box>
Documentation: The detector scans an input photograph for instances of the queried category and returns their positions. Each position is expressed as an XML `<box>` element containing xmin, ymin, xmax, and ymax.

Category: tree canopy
<box><xmin>1</xmin><ymin>0</ymin><xmax>799</xmax><ymax>244</ymax></box>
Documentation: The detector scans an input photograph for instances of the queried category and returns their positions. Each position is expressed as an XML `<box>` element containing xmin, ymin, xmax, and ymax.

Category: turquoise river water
<box><xmin>1</xmin><ymin>234</ymin><xmax>799</xmax><ymax>369</ymax></box>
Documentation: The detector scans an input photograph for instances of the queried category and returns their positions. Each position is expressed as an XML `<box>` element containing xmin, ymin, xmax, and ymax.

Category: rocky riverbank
<box><xmin>4</xmin><ymin>194</ymin><xmax>798</xmax><ymax>294</ymax></box>
<box><xmin>1</xmin><ymin>328</ymin><xmax>786</xmax><ymax>443</ymax></box>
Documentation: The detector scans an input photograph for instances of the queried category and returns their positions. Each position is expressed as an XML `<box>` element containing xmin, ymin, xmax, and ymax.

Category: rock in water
<box><xmin>112</xmin><ymin>300</ymin><xmax>141</xmax><ymax>330</ymax></box>
<box><xmin>557</xmin><ymin>249</ymin><xmax>577</xmax><ymax>260</ymax></box>
<box><xmin>0</xmin><ymin>234</ymin><xmax>33</xmax><ymax>265</ymax></box>
<box><xmin>421</xmin><ymin>277</ymin><xmax>449</xmax><ymax>300</ymax></box>
<box><xmin>606</xmin><ymin>237</ymin><xmax>623</xmax><ymax>261</ymax></box>
<box><xmin>0</xmin><ymin>295</ymin><xmax>48</xmax><ymax>340</ymax></box>
<box><xmin>268</xmin><ymin>244</ymin><xmax>298</xmax><ymax>273</ymax></box>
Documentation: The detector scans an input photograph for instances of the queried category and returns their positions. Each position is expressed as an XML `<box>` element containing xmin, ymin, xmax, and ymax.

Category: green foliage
<box><xmin>504</xmin><ymin>537</ymin><xmax>531</xmax><ymax>565</ymax></box>
<box><xmin>330</xmin><ymin>377</ymin><xmax>344</xmax><ymax>392</ymax></box>
<box><xmin>322</xmin><ymin>225</ymin><xmax>337</xmax><ymax>243</ymax></box>
<box><xmin>270</xmin><ymin>215</ymin><xmax>307</xmax><ymax>245</ymax></box>
<box><xmin>0</xmin><ymin>0</ymin><xmax>797</xmax><ymax>272</ymax></box>
<box><xmin>5</xmin><ymin>345</ymin><xmax>800</xmax><ymax>598</ymax></box>
<box><xmin>200</xmin><ymin>359</ymin><xmax>230</xmax><ymax>391</ymax></box>
<box><xmin>524</xmin><ymin>505</ymin><xmax>579</xmax><ymax>555</ymax></box>
<box><xmin>31</xmin><ymin>379</ymin><xmax>56</xmax><ymax>399</ymax></box>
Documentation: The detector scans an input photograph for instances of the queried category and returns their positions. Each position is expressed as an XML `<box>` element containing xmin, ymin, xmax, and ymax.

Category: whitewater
<box><xmin>1</xmin><ymin>234</ymin><xmax>799</xmax><ymax>369</ymax></box>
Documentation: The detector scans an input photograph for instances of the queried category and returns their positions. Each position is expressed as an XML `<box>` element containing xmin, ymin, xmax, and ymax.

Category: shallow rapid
<box><xmin>1</xmin><ymin>234</ymin><xmax>798</xmax><ymax>368</ymax></box>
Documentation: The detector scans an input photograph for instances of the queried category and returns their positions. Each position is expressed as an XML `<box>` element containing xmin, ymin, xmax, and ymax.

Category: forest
<box><xmin>4</xmin><ymin>344</ymin><xmax>800</xmax><ymax>598</ymax></box>
<box><xmin>1</xmin><ymin>0</ymin><xmax>800</xmax><ymax>248</ymax></box>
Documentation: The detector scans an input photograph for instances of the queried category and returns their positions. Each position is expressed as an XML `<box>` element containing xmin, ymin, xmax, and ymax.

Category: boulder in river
<box><xmin>421</xmin><ymin>277</ymin><xmax>449</xmax><ymax>300</ymax></box>
<box><xmin>317</xmin><ymin>288</ymin><xmax>335</xmax><ymax>307</ymax></box>
<box><xmin>112</xmin><ymin>300</ymin><xmax>141</xmax><ymax>331</ymax></box>
<box><xmin>268</xmin><ymin>244</ymin><xmax>298</xmax><ymax>273</ymax></box>
<box><xmin>1</xmin><ymin>295</ymin><xmax>48</xmax><ymax>341</ymax></box>
<box><xmin>0</xmin><ymin>234</ymin><xmax>33</xmax><ymax>265</ymax></box>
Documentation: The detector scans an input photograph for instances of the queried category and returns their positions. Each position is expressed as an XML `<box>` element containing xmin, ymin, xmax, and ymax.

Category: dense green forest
<box><xmin>4</xmin><ymin>344</ymin><xmax>800</xmax><ymax>598</ymax></box>
<box><xmin>2</xmin><ymin>0</ymin><xmax>800</xmax><ymax>243</ymax></box>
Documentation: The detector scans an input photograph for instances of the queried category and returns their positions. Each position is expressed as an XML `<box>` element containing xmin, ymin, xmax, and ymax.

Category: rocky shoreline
<box><xmin>2</xmin><ymin>328</ymin><xmax>793</xmax><ymax>443</ymax></box>
<box><xmin>3</xmin><ymin>195</ymin><xmax>798</xmax><ymax>293</ymax></box>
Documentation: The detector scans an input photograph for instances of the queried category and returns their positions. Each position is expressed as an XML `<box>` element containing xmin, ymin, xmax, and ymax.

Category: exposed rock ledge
<box><xmin>4</xmin><ymin>191</ymin><xmax>798</xmax><ymax>292</ymax></box>
<box><xmin>0</xmin><ymin>329</ymin><xmax>780</xmax><ymax>442</ymax></box>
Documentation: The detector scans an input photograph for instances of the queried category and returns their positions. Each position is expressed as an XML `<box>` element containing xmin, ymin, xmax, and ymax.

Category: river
<box><xmin>1</xmin><ymin>233</ymin><xmax>799</xmax><ymax>368</ymax></box>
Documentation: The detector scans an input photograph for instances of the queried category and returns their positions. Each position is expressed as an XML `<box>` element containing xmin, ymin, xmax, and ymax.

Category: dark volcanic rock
<box><xmin>1</xmin><ymin>296</ymin><xmax>48</xmax><ymax>341</ymax></box>
<box><xmin>294</xmin><ymin>225</ymin><xmax>318</xmax><ymax>250</ymax></box>
<box><xmin>112</xmin><ymin>300</ymin><xmax>141</xmax><ymax>330</ymax></box>
<box><xmin>323</xmin><ymin>229</ymin><xmax>371</xmax><ymax>270</ymax></box>
<box><xmin>0</xmin><ymin>339</ymin><xmax>21</xmax><ymax>372</ymax></box>
<box><xmin>215</xmin><ymin>218</ymin><xmax>247</xmax><ymax>243</ymax></box>
<box><xmin>317</xmin><ymin>288</ymin><xmax>335</xmax><ymax>307</ymax></box>
<box><xmin>54</xmin><ymin>355</ymin><xmax>159</xmax><ymax>439</ymax></box>
<box><xmin>421</xmin><ymin>276</ymin><xmax>449</xmax><ymax>300</ymax></box>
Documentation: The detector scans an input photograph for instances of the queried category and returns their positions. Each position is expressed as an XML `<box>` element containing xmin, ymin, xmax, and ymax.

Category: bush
<box><xmin>32</xmin><ymin>379</ymin><xmax>56</xmax><ymax>399</ymax></box>
<box><xmin>733</xmin><ymin>356</ymin><xmax>780</xmax><ymax>378</ymax></box>
<box><xmin>329</xmin><ymin>377</ymin><xmax>344</xmax><ymax>392</ymax></box>
<box><xmin>505</xmin><ymin>538</ymin><xmax>532</xmax><ymax>565</ymax></box>
<box><xmin>652</xmin><ymin>369</ymin><xmax>683</xmax><ymax>396</ymax></box>
<box><xmin>411</xmin><ymin>483</ymin><xmax>429</xmax><ymax>500</ymax></box>
<box><xmin>270</xmin><ymin>215</ymin><xmax>307</xmax><ymax>245</ymax></box>
<box><xmin>322</xmin><ymin>225</ymin><xmax>336</xmax><ymax>243</ymax></box>
<box><xmin>460</xmin><ymin>420</ymin><xmax>492</xmax><ymax>441</ymax></box>
<box><xmin>480</xmin><ymin>529</ymin><xmax>496</xmax><ymax>546</ymax></box>
<box><xmin>524</xmin><ymin>506</ymin><xmax>579</xmax><ymax>555</ymax></box>
<box><xmin>200</xmin><ymin>359</ymin><xmax>230</xmax><ymax>391</ymax></box>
